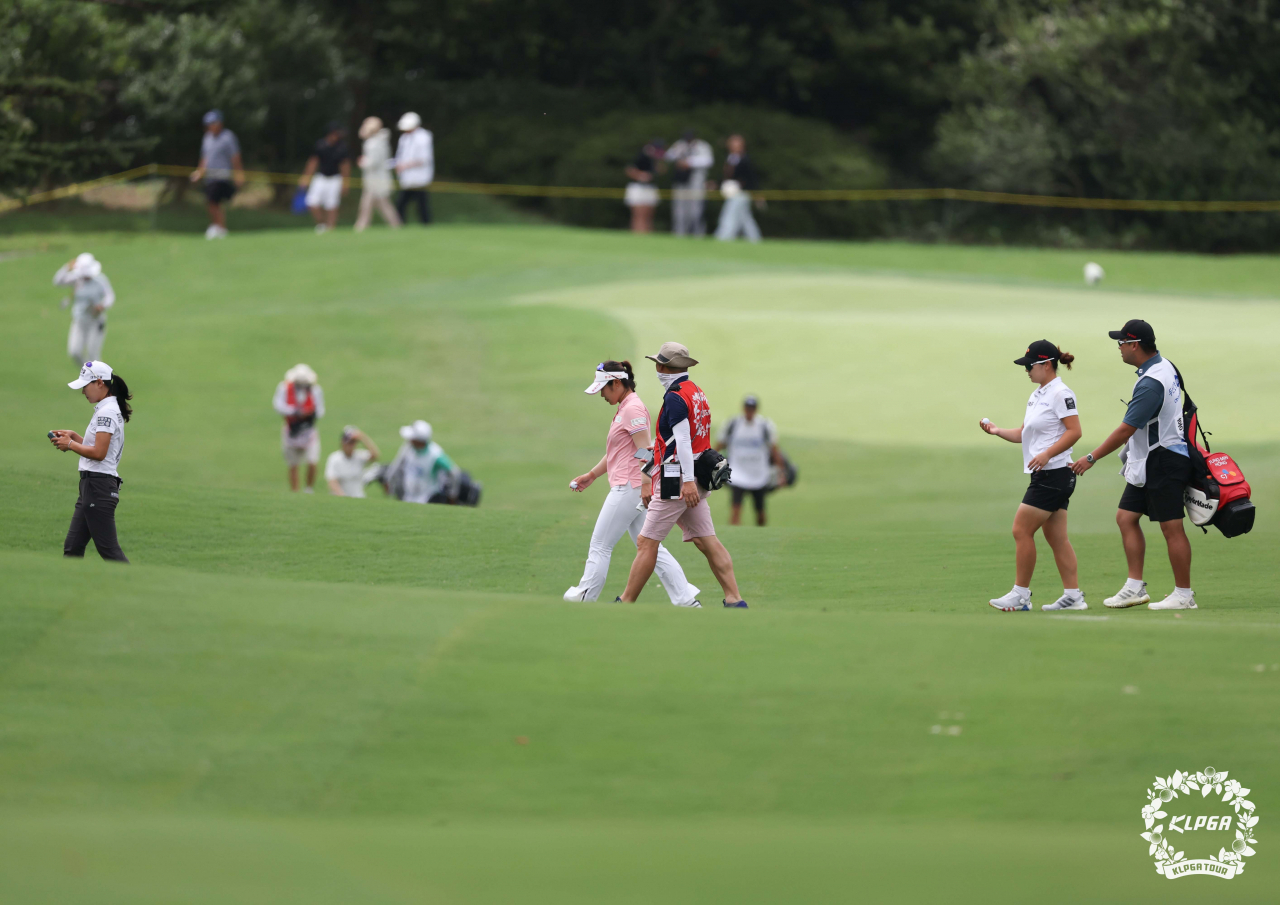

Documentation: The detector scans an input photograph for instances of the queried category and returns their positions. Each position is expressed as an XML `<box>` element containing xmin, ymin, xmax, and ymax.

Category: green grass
<box><xmin>1</xmin><ymin>224</ymin><xmax>1278</xmax><ymax>902</ymax></box>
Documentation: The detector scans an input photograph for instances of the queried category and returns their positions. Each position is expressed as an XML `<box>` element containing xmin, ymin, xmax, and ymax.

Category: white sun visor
<box><xmin>584</xmin><ymin>369</ymin><xmax>629</xmax><ymax>394</ymax></box>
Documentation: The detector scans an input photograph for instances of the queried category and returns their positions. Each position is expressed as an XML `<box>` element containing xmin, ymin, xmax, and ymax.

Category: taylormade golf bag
<box><xmin>1176</xmin><ymin>367</ymin><xmax>1256</xmax><ymax>537</ymax></box>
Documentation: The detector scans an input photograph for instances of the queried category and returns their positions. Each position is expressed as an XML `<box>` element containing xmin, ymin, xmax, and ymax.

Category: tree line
<box><xmin>5</xmin><ymin>0</ymin><xmax>1280</xmax><ymax>248</ymax></box>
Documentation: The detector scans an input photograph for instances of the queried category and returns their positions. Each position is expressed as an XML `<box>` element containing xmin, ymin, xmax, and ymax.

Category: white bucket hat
<box><xmin>285</xmin><ymin>363</ymin><xmax>318</xmax><ymax>386</ymax></box>
<box><xmin>399</xmin><ymin>419</ymin><xmax>432</xmax><ymax>442</ymax></box>
<box><xmin>584</xmin><ymin>363</ymin><xmax>630</xmax><ymax>394</ymax></box>
<box><xmin>69</xmin><ymin>359</ymin><xmax>112</xmax><ymax>388</ymax></box>
<box><xmin>71</xmin><ymin>252</ymin><xmax>102</xmax><ymax>279</ymax></box>
<box><xmin>397</xmin><ymin>112</ymin><xmax>421</xmax><ymax>132</ymax></box>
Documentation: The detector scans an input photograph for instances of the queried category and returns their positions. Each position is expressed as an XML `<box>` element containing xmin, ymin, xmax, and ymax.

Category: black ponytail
<box><xmin>108</xmin><ymin>374</ymin><xmax>133</xmax><ymax>422</ymax></box>
<box><xmin>601</xmin><ymin>359</ymin><xmax>636</xmax><ymax>391</ymax></box>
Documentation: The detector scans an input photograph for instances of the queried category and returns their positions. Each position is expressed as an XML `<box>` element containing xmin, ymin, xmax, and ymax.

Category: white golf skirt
<box><xmin>624</xmin><ymin>182</ymin><xmax>659</xmax><ymax>208</ymax></box>
<box><xmin>306</xmin><ymin>174</ymin><xmax>343</xmax><ymax>210</ymax></box>
<box><xmin>571</xmin><ymin>484</ymin><xmax>696</xmax><ymax>604</ymax></box>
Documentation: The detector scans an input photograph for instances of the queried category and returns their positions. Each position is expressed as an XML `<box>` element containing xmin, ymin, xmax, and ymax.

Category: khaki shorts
<box><xmin>640</xmin><ymin>488</ymin><xmax>716</xmax><ymax>542</ymax></box>
<box><xmin>283</xmin><ymin>431</ymin><xmax>321</xmax><ymax>466</ymax></box>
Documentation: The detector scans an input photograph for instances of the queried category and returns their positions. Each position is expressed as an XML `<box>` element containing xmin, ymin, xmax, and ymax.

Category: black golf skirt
<box><xmin>1022</xmin><ymin>466</ymin><xmax>1076</xmax><ymax>512</ymax></box>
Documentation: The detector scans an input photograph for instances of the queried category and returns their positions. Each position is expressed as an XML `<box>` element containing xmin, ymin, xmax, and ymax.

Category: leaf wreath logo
<box><xmin>1141</xmin><ymin>767</ymin><xmax>1259</xmax><ymax>879</ymax></box>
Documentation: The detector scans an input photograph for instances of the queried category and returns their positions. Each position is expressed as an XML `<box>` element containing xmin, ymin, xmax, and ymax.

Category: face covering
<box><xmin>657</xmin><ymin>371</ymin><xmax>686</xmax><ymax>390</ymax></box>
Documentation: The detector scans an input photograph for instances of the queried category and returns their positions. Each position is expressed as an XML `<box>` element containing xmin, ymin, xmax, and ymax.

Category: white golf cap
<box><xmin>71</xmin><ymin>252</ymin><xmax>102</xmax><ymax>278</ymax></box>
<box><xmin>584</xmin><ymin>363</ymin><xmax>630</xmax><ymax>394</ymax></box>
<box><xmin>69</xmin><ymin>360</ymin><xmax>112</xmax><ymax>389</ymax></box>
<box><xmin>285</xmin><ymin>363</ymin><xmax>318</xmax><ymax>386</ymax></box>
<box><xmin>399</xmin><ymin>419</ymin><xmax>432</xmax><ymax>442</ymax></box>
<box><xmin>398</xmin><ymin>111</ymin><xmax>421</xmax><ymax>132</ymax></box>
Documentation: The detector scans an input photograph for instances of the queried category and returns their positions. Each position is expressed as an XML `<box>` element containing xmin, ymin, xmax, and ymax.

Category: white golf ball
<box><xmin>1084</xmin><ymin>262</ymin><xmax>1105</xmax><ymax>285</ymax></box>
<box><xmin>569</xmin><ymin>480</ymin><xmax>579</xmax><ymax>490</ymax></box>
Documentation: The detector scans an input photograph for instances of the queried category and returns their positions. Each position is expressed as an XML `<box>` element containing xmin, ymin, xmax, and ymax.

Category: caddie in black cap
<box><xmin>1108</xmin><ymin>319</ymin><xmax>1156</xmax><ymax>347</ymax></box>
<box><xmin>1013</xmin><ymin>339</ymin><xmax>1060</xmax><ymax>368</ymax></box>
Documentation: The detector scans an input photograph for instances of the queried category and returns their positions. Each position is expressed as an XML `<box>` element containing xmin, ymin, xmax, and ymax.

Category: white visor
<box><xmin>585</xmin><ymin>369</ymin><xmax>629</xmax><ymax>394</ymax></box>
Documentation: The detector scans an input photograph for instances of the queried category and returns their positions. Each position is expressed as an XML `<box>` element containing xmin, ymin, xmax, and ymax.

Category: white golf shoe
<box><xmin>1104</xmin><ymin>582</ymin><xmax>1150</xmax><ymax>608</ymax></box>
<box><xmin>989</xmin><ymin>589</ymin><xmax>1032</xmax><ymax>611</ymax></box>
<box><xmin>1042</xmin><ymin>594</ymin><xmax>1088</xmax><ymax>611</ymax></box>
<box><xmin>1149</xmin><ymin>590</ymin><xmax>1197</xmax><ymax>610</ymax></box>
<box><xmin>563</xmin><ymin>586</ymin><xmax>591</xmax><ymax>602</ymax></box>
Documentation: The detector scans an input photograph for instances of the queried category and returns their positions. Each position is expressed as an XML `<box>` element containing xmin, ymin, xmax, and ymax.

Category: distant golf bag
<box><xmin>1175</xmin><ymin>367</ymin><xmax>1256</xmax><ymax>537</ymax></box>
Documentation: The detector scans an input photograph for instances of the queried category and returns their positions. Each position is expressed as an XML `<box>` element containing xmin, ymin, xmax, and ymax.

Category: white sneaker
<box><xmin>563</xmin><ymin>586</ymin><xmax>590</xmax><ymax>602</ymax></box>
<box><xmin>314</xmin><ymin>223</ymin><xmax>328</xmax><ymax>234</ymax></box>
<box><xmin>1149</xmin><ymin>590</ymin><xmax>1197</xmax><ymax>610</ymax></box>
<box><xmin>672</xmin><ymin>584</ymin><xmax>702</xmax><ymax>608</ymax></box>
<box><xmin>205</xmin><ymin>224</ymin><xmax>218</xmax><ymax>239</ymax></box>
<box><xmin>989</xmin><ymin>589</ymin><xmax>1032</xmax><ymax>611</ymax></box>
<box><xmin>1043</xmin><ymin>594</ymin><xmax>1088</xmax><ymax>611</ymax></box>
<box><xmin>1104</xmin><ymin>582</ymin><xmax>1150</xmax><ymax>608</ymax></box>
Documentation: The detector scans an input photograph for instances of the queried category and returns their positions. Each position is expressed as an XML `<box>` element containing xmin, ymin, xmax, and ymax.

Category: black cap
<box><xmin>743</xmin><ymin>395</ymin><xmax>759</xmax><ymax>408</ymax></box>
<box><xmin>1108</xmin><ymin>319</ymin><xmax>1155</xmax><ymax>345</ymax></box>
<box><xmin>1013</xmin><ymin>339</ymin><xmax>1059</xmax><ymax>367</ymax></box>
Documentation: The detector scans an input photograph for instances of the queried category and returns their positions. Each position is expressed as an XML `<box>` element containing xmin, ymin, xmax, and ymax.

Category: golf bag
<box><xmin>693</xmin><ymin>448</ymin><xmax>733</xmax><ymax>492</ymax></box>
<box><xmin>1175</xmin><ymin>367</ymin><xmax>1255</xmax><ymax>537</ymax></box>
<box><xmin>768</xmin><ymin>450</ymin><xmax>799</xmax><ymax>491</ymax></box>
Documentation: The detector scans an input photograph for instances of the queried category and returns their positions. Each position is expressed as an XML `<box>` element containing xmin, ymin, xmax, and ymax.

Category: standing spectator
<box><xmin>53</xmin><ymin>253</ymin><xmax>114</xmax><ymax>363</ymax></box>
<box><xmin>395</xmin><ymin>112</ymin><xmax>434</xmax><ymax>225</ymax></box>
<box><xmin>298</xmin><ymin>121</ymin><xmax>351</xmax><ymax>234</ymax></box>
<box><xmin>189</xmin><ymin>110</ymin><xmax>244</xmax><ymax>240</ymax></box>
<box><xmin>715</xmin><ymin>134</ymin><xmax>762</xmax><ymax>243</ymax></box>
<box><xmin>624</xmin><ymin>139</ymin><xmax>664</xmax><ymax>233</ymax></box>
<box><xmin>272</xmin><ymin>364</ymin><xmax>325</xmax><ymax>493</ymax></box>
<box><xmin>715</xmin><ymin>395</ymin><xmax>786</xmax><ymax>526</ymax></box>
<box><xmin>325</xmin><ymin>426</ymin><xmax>381</xmax><ymax>497</ymax></box>
<box><xmin>664</xmin><ymin>129</ymin><xmax>714</xmax><ymax>236</ymax></box>
<box><xmin>354</xmin><ymin>117</ymin><xmax>402</xmax><ymax>232</ymax></box>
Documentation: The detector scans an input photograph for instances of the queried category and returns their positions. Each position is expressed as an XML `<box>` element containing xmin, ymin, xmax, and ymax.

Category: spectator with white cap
<box><xmin>385</xmin><ymin>420</ymin><xmax>460</xmax><ymax>503</ymax></box>
<box><xmin>53</xmin><ymin>253</ymin><xmax>115</xmax><ymax>363</ymax></box>
<box><xmin>394</xmin><ymin>112</ymin><xmax>434</xmax><ymax>225</ymax></box>
<box><xmin>49</xmin><ymin>360</ymin><xmax>134</xmax><ymax>562</ymax></box>
<box><xmin>188</xmin><ymin>109</ymin><xmax>244</xmax><ymax>239</ymax></box>
<box><xmin>354</xmin><ymin>116</ymin><xmax>402</xmax><ymax>232</ymax></box>
<box><xmin>325</xmin><ymin>426</ymin><xmax>381</xmax><ymax>497</ymax></box>
<box><xmin>272</xmin><ymin>364</ymin><xmax>325</xmax><ymax>492</ymax></box>
<box><xmin>564</xmin><ymin>360</ymin><xmax>701</xmax><ymax>606</ymax></box>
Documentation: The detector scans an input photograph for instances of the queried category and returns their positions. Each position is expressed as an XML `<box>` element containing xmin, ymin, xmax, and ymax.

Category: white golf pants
<box><xmin>68</xmin><ymin>314</ymin><xmax>106</xmax><ymax>362</ymax></box>
<box><xmin>715</xmin><ymin>194</ymin><xmax>761</xmax><ymax>242</ymax></box>
<box><xmin>572</xmin><ymin>484</ymin><xmax>696</xmax><ymax>603</ymax></box>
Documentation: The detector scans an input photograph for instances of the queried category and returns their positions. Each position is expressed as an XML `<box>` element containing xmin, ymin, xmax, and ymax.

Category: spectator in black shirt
<box><xmin>298</xmin><ymin>122</ymin><xmax>351</xmax><ymax>233</ymax></box>
<box><xmin>714</xmin><ymin>134</ymin><xmax>762</xmax><ymax>242</ymax></box>
<box><xmin>624</xmin><ymin>139</ymin><xmax>665</xmax><ymax>233</ymax></box>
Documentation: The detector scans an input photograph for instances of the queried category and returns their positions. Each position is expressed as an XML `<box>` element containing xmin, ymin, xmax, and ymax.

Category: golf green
<box><xmin>1</xmin><ymin>224</ymin><xmax>1276</xmax><ymax>902</ymax></box>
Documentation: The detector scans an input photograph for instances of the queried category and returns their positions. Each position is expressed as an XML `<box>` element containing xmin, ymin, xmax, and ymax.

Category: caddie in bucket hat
<box><xmin>645</xmin><ymin>341</ymin><xmax>699</xmax><ymax>369</ymax></box>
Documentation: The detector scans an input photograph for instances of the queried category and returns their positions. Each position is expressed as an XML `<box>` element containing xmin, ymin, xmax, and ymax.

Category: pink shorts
<box><xmin>640</xmin><ymin>489</ymin><xmax>716</xmax><ymax>542</ymax></box>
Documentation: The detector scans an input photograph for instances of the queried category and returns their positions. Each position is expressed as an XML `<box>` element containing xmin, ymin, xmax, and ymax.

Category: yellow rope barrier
<box><xmin>5</xmin><ymin>163</ymin><xmax>1280</xmax><ymax>213</ymax></box>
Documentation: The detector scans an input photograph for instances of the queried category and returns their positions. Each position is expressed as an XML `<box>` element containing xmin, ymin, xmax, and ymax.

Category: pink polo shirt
<box><xmin>605</xmin><ymin>393</ymin><xmax>651</xmax><ymax>488</ymax></box>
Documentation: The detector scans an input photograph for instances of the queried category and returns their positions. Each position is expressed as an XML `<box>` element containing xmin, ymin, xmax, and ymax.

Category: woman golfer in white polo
<box><xmin>565</xmin><ymin>361</ymin><xmax>701</xmax><ymax>606</ymax></box>
<box><xmin>980</xmin><ymin>340</ymin><xmax>1085</xmax><ymax>611</ymax></box>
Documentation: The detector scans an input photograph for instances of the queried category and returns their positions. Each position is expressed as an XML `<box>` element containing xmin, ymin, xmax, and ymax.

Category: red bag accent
<box><xmin>1205</xmin><ymin>452</ymin><xmax>1252</xmax><ymax>506</ymax></box>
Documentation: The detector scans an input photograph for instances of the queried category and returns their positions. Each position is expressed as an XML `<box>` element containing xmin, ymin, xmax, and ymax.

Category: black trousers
<box><xmin>397</xmin><ymin>189</ymin><xmax>432</xmax><ymax>224</ymax></box>
<box><xmin>64</xmin><ymin>473</ymin><xmax>128</xmax><ymax>562</ymax></box>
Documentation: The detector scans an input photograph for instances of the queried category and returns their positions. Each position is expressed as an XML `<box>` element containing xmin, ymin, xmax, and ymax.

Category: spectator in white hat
<box><xmin>394</xmin><ymin>112</ymin><xmax>434</xmax><ymax>224</ymax></box>
<box><xmin>384</xmin><ymin>420</ymin><xmax>460</xmax><ymax>503</ymax></box>
<box><xmin>50</xmin><ymin>360</ymin><xmax>133</xmax><ymax>562</ymax></box>
<box><xmin>325</xmin><ymin>426</ymin><xmax>381</xmax><ymax>497</ymax></box>
<box><xmin>272</xmin><ymin>364</ymin><xmax>325</xmax><ymax>492</ymax></box>
<box><xmin>354</xmin><ymin>116</ymin><xmax>402</xmax><ymax>232</ymax></box>
<box><xmin>53</xmin><ymin>253</ymin><xmax>115</xmax><ymax>363</ymax></box>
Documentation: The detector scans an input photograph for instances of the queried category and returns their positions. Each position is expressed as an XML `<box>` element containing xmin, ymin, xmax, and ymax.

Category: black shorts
<box><xmin>204</xmin><ymin>180</ymin><xmax>237</xmax><ymax>204</ymax></box>
<box><xmin>731</xmin><ymin>486</ymin><xmax>767</xmax><ymax>511</ymax></box>
<box><xmin>1022</xmin><ymin>466</ymin><xmax>1075</xmax><ymax>512</ymax></box>
<box><xmin>1119</xmin><ymin>446</ymin><xmax>1192</xmax><ymax>522</ymax></box>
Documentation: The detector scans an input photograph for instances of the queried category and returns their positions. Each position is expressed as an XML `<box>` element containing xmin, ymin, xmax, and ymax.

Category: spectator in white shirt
<box><xmin>715</xmin><ymin>395</ymin><xmax>786</xmax><ymax>526</ymax></box>
<box><xmin>394</xmin><ymin>112</ymin><xmax>434</xmax><ymax>225</ymax></box>
<box><xmin>665</xmin><ymin>129</ymin><xmax>714</xmax><ymax>236</ymax></box>
<box><xmin>325</xmin><ymin>426</ymin><xmax>381</xmax><ymax>497</ymax></box>
<box><xmin>53</xmin><ymin>253</ymin><xmax>115</xmax><ymax>363</ymax></box>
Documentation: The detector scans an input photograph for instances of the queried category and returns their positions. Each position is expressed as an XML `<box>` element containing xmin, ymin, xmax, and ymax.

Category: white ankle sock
<box><xmin>1175</xmin><ymin>586</ymin><xmax>1193</xmax><ymax>597</ymax></box>
<box><xmin>1064</xmin><ymin>588</ymin><xmax>1081</xmax><ymax>598</ymax></box>
<box><xmin>1013</xmin><ymin>585</ymin><xmax>1030</xmax><ymax>598</ymax></box>
<box><xmin>1124</xmin><ymin>578</ymin><xmax>1145</xmax><ymax>592</ymax></box>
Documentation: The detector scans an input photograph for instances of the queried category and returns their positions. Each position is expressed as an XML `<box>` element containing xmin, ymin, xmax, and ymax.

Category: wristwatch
<box><xmin>1085</xmin><ymin>454</ymin><xmax>1095</xmax><ymax>463</ymax></box>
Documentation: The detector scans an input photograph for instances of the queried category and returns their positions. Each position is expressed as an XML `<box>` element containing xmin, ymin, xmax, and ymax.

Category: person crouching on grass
<box><xmin>617</xmin><ymin>342</ymin><xmax>748</xmax><ymax>608</ymax></box>
<box><xmin>273</xmin><ymin>364</ymin><xmax>325</xmax><ymax>492</ymax></box>
<box><xmin>980</xmin><ymin>340</ymin><xmax>1084</xmax><ymax>611</ymax></box>
<box><xmin>325</xmin><ymin>426</ymin><xmax>380</xmax><ymax>497</ymax></box>
<box><xmin>49</xmin><ymin>360</ymin><xmax>132</xmax><ymax>562</ymax></box>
